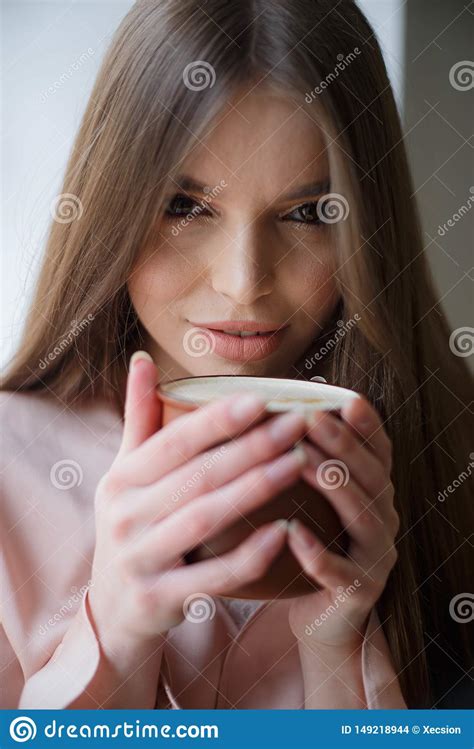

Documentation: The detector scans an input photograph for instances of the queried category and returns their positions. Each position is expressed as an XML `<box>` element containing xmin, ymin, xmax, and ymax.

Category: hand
<box><xmin>287</xmin><ymin>395</ymin><xmax>400</xmax><ymax>652</ymax></box>
<box><xmin>88</xmin><ymin>351</ymin><xmax>310</xmax><ymax>655</ymax></box>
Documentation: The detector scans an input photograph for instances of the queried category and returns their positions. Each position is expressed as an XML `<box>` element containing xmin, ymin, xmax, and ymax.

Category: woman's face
<box><xmin>128</xmin><ymin>86</ymin><xmax>339</xmax><ymax>380</ymax></box>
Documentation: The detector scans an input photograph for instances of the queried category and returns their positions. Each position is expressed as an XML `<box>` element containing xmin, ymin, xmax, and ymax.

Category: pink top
<box><xmin>0</xmin><ymin>391</ymin><xmax>407</xmax><ymax>709</ymax></box>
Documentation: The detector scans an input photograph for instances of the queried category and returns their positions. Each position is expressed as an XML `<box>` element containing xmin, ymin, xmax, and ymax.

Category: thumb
<box><xmin>119</xmin><ymin>350</ymin><xmax>162</xmax><ymax>455</ymax></box>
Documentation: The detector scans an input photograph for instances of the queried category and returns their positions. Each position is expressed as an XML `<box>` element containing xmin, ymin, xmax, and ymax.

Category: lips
<box><xmin>194</xmin><ymin>326</ymin><xmax>288</xmax><ymax>361</ymax></box>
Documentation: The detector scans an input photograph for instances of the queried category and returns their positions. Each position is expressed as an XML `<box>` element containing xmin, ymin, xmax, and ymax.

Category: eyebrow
<box><xmin>282</xmin><ymin>178</ymin><xmax>330</xmax><ymax>201</ymax></box>
<box><xmin>171</xmin><ymin>175</ymin><xmax>330</xmax><ymax>202</ymax></box>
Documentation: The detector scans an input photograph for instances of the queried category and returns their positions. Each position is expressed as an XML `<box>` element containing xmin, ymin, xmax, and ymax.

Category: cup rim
<box><xmin>157</xmin><ymin>374</ymin><xmax>359</xmax><ymax>413</ymax></box>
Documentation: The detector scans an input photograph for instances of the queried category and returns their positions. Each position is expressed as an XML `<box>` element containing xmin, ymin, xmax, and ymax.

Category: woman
<box><xmin>1</xmin><ymin>0</ymin><xmax>472</xmax><ymax>709</ymax></box>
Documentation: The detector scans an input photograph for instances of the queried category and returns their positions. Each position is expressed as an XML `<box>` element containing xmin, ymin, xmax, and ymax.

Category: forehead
<box><xmin>182</xmin><ymin>84</ymin><xmax>329</xmax><ymax>204</ymax></box>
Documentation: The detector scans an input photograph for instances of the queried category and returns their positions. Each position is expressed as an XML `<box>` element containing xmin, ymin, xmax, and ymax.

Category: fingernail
<box><xmin>129</xmin><ymin>350</ymin><xmax>153</xmax><ymax>370</ymax></box>
<box><xmin>259</xmin><ymin>519</ymin><xmax>289</xmax><ymax>547</ymax></box>
<box><xmin>267</xmin><ymin>411</ymin><xmax>306</xmax><ymax>445</ymax></box>
<box><xmin>291</xmin><ymin>444</ymin><xmax>309</xmax><ymax>466</ymax></box>
<box><xmin>266</xmin><ymin>445</ymin><xmax>308</xmax><ymax>484</ymax></box>
<box><xmin>288</xmin><ymin>518</ymin><xmax>315</xmax><ymax>548</ymax></box>
<box><xmin>305</xmin><ymin>409</ymin><xmax>324</xmax><ymax>428</ymax></box>
<box><xmin>230</xmin><ymin>393</ymin><xmax>265</xmax><ymax>422</ymax></box>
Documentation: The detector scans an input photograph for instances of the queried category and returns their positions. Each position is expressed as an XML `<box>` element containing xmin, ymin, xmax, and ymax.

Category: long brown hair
<box><xmin>2</xmin><ymin>0</ymin><xmax>472</xmax><ymax>708</ymax></box>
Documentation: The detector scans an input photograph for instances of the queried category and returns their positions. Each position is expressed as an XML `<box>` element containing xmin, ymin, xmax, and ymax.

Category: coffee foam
<box><xmin>159</xmin><ymin>376</ymin><xmax>358</xmax><ymax>413</ymax></box>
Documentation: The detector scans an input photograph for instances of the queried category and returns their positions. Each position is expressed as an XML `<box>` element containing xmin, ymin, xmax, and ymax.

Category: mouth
<box><xmin>186</xmin><ymin>320</ymin><xmax>290</xmax><ymax>362</ymax></box>
<box><xmin>207</xmin><ymin>330</ymin><xmax>271</xmax><ymax>337</ymax></box>
<box><xmin>190</xmin><ymin>320</ymin><xmax>288</xmax><ymax>334</ymax></box>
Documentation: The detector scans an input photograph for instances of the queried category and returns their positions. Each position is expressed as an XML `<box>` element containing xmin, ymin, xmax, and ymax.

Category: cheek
<box><xmin>289</xmin><ymin>246</ymin><xmax>339</xmax><ymax>320</ymax></box>
<box><xmin>127</xmin><ymin>246</ymin><xmax>191</xmax><ymax>310</ymax></box>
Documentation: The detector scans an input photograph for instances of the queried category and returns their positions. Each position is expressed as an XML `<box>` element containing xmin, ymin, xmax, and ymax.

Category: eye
<box><xmin>165</xmin><ymin>193</ymin><xmax>213</xmax><ymax>219</ymax></box>
<box><xmin>280</xmin><ymin>200</ymin><xmax>327</xmax><ymax>228</ymax></box>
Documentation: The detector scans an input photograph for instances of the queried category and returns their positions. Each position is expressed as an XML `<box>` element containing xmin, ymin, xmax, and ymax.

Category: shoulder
<box><xmin>1</xmin><ymin>389</ymin><xmax>122</xmax><ymax>450</ymax></box>
<box><xmin>0</xmin><ymin>389</ymin><xmax>123</xmax><ymax>524</ymax></box>
<box><xmin>0</xmin><ymin>391</ymin><xmax>124</xmax><ymax>673</ymax></box>
<box><xmin>1</xmin><ymin>389</ymin><xmax>122</xmax><ymax>463</ymax></box>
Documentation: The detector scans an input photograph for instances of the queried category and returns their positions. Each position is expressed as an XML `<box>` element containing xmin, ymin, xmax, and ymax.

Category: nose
<box><xmin>210</xmin><ymin>223</ymin><xmax>274</xmax><ymax>304</ymax></box>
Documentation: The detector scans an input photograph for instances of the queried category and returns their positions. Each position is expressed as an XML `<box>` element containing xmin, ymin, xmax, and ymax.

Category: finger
<box><xmin>301</xmin><ymin>435</ymin><xmax>398</xmax><ymax>534</ymax></box>
<box><xmin>340</xmin><ymin>396</ymin><xmax>392</xmax><ymax>472</ymax></box>
<box><xmin>299</xmin><ymin>441</ymin><xmax>391</xmax><ymax>555</ymax></box>
<box><xmin>114</xmin><ymin>410</ymin><xmax>308</xmax><ymax>535</ymax></box>
<box><xmin>165</xmin><ymin>518</ymin><xmax>289</xmax><ymax>597</ymax></box>
<box><xmin>114</xmin><ymin>390</ymin><xmax>270</xmax><ymax>488</ymax></box>
<box><xmin>124</xmin><ymin>445</ymin><xmax>308</xmax><ymax>574</ymax></box>
<box><xmin>126</xmin><ymin>520</ymin><xmax>288</xmax><ymax>629</ymax></box>
<box><xmin>118</xmin><ymin>351</ymin><xmax>161</xmax><ymax>456</ymax></box>
<box><xmin>305</xmin><ymin>409</ymin><xmax>390</xmax><ymax>499</ymax></box>
<box><xmin>287</xmin><ymin>518</ymin><xmax>357</xmax><ymax>590</ymax></box>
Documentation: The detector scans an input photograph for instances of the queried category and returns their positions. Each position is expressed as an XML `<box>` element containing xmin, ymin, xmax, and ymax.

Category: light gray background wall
<box><xmin>403</xmin><ymin>0</ymin><xmax>473</xmax><ymax>367</ymax></box>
